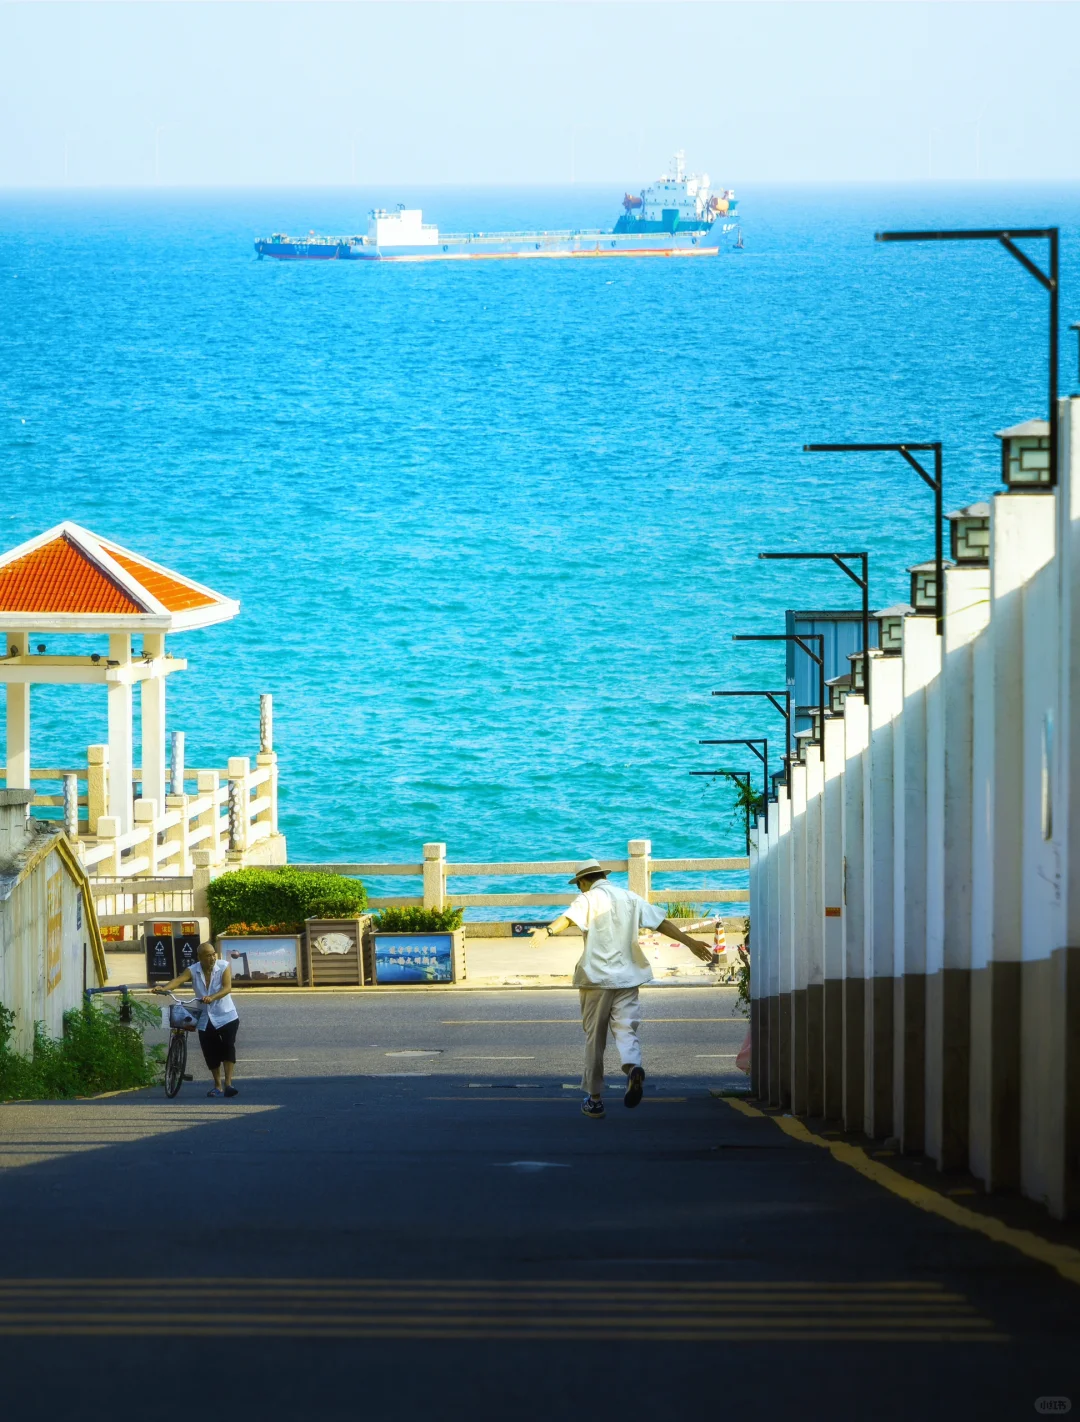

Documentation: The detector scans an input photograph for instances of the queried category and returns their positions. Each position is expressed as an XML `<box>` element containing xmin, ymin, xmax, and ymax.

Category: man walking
<box><xmin>530</xmin><ymin>858</ymin><xmax>715</xmax><ymax>1118</ymax></box>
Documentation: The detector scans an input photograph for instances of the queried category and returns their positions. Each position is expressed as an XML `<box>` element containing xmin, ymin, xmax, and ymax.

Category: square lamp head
<box><xmin>996</xmin><ymin>419</ymin><xmax>1051</xmax><ymax>489</ymax></box>
<box><xmin>947</xmin><ymin>503</ymin><xmax>991</xmax><ymax>565</ymax></box>
<box><xmin>873</xmin><ymin>603</ymin><xmax>912</xmax><ymax>654</ymax></box>
<box><xmin>827</xmin><ymin>673</ymin><xmax>852</xmax><ymax>715</ymax></box>
<box><xmin>909</xmin><ymin>560</ymin><xmax>953</xmax><ymax>615</ymax></box>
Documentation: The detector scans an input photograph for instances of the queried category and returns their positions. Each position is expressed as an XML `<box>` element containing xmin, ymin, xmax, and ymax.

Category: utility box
<box><xmin>142</xmin><ymin>918</ymin><xmax>210</xmax><ymax>985</ymax></box>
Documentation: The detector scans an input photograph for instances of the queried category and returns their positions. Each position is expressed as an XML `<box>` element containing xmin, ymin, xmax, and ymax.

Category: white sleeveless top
<box><xmin>190</xmin><ymin>958</ymin><xmax>239</xmax><ymax>1031</ymax></box>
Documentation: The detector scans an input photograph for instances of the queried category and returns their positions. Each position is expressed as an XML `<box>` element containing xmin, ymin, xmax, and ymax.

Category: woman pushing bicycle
<box><xmin>153</xmin><ymin>941</ymin><xmax>240</xmax><ymax>1098</ymax></box>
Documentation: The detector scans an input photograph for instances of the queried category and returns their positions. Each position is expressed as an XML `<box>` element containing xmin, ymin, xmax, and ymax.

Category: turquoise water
<box><xmin>1</xmin><ymin>184</ymin><xmax>1078</xmax><ymax>904</ymax></box>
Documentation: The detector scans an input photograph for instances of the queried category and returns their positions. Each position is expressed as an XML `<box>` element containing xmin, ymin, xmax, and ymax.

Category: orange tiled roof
<box><xmin>102</xmin><ymin>545</ymin><xmax>216</xmax><ymax>613</ymax></box>
<box><xmin>0</xmin><ymin>535</ymin><xmax>143</xmax><ymax>614</ymax></box>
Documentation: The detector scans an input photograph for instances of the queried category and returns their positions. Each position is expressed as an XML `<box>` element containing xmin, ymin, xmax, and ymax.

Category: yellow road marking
<box><xmin>720</xmin><ymin>1099</ymin><xmax>1080</xmax><ymax>1288</ymax></box>
<box><xmin>0</xmin><ymin>1277</ymin><xmax>1003</xmax><ymax>1342</ymax></box>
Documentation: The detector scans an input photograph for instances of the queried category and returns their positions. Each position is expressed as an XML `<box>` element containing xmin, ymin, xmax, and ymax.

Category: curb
<box><xmin>718</xmin><ymin>1096</ymin><xmax>1080</xmax><ymax>1288</ymax></box>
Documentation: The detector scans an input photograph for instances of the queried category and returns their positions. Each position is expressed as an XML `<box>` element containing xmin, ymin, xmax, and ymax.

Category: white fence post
<box><xmin>228</xmin><ymin>757</ymin><xmax>251</xmax><ymax>857</ymax></box>
<box><xmin>627</xmin><ymin>838</ymin><xmax>651</xmax><ymax>900</ymax></box>
<box><xmin>195</xmin><ymin>770</ymin><xmax>222</xmax><ymax>863</ymax></box>
<box><xmin>423</xmin><ymin>842</ymin><xmax>447</xmax><ymax>910</ymax></box>
<box><xmin>166</xmin><ymin>792</ymin><xmax>191</xmax><ymax>875</ymax></box>
<box><xmin>63</xmin><ymin>772</ymin><xmax>79</xmax><ymax>839</ymax></box>
<box><xmin>97</xmin><ymin>815</ymin><xmax>122</xmax><ymax>878</ymax></box>
<box><xmin>87</xmin><ymin>744</ymin><xmax>108</xmax><ymax>835</ymax></box>
<box><xmin>134</xmin><ymin>798</ymin><xmax>159</xmax><ymax>875</ymax></box>
<box><xmin>192</xmin><ymin>848</ymin><xmax>213</xmax><ymax>920</ymax></box>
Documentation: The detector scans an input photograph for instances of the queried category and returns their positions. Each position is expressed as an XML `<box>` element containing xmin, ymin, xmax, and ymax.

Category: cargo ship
<box><xmin>255</xmin><ymin>152</ymin><xmax>739</xmax><ymax>263</ymax></box>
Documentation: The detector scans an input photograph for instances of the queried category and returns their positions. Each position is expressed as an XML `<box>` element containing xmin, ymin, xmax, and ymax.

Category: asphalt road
<box><xmin>1</xmin><ymin>987</ymin><xmax>1077</xmax><ymax>1422</ymax></box>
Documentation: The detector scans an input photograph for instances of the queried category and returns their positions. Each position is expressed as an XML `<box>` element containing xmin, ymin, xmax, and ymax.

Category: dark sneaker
<box><xmin>224</xmin><ymin>1086</ymin><xmax>239</xmax><ymax>1098</ymax></box>
<box><xmin>624</xmin><ymin>1065</ymin><xmax>645</xmax><ymax>1109</ymax></box>
<box><xmin>581</xmin><ymin>1096</ymin><xmax>605</xmax><ymax>1119</ymax></box>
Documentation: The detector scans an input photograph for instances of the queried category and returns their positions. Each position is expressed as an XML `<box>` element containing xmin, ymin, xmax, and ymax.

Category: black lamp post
<box><xmin>758</xmin><ymin>551</ymin><xmax>870</xmax><ymax>711</ymax></box>
<box><xmin>693</xmin><ymin>737</ymin><xmax>769</xmax><ymax>832</ymax></box>
<box><xmin>731</xmin><ymin>633</ymin><xmax>825</xmax><ymax>749</ymax></box>
<box><xmin>711</xmin><ymin>688</ymin><xmax>791</xmax><ymax>767</ymax></box>
<box><xmin>875</xmin><ymin>227</ymin><xmax>1059</xmax><ymax>487</ymax></box>
<box><xmin>803</xmin><ymin>443</ymin><xmax>944</xmax><ymax>636</ymax></box>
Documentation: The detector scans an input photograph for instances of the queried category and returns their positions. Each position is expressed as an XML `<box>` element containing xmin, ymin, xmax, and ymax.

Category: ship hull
<box><xmin>256</xmin><ymin>228</ymin><xmax>736</xmax><ymax>263</ymax></box>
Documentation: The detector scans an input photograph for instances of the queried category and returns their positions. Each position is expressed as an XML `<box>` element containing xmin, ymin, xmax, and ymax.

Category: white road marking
<box><xmin>495</xmin><ymin>1161</ymin><xmax>570</xmax><ymax>1172</ymax></box>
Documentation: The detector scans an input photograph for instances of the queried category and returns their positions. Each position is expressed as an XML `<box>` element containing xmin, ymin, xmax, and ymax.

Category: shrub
<box><xmin>206</xmin><ymin>867</ymin><xmax>367</xmax><ymax>936</ymax></box>
<box><xmin>0</xmin><ymin>997</ymin><xmax>159</xmax><ymax>1102</ymax></box>
<box><xmin>663</xmin><ymin>901</ymin><xmax>700</xmax><ymax>920</ymax></box>
<box><xmin>374</xmin><ymin>905</ymin><xmax>463</xmax><ymax>933</ymax></box>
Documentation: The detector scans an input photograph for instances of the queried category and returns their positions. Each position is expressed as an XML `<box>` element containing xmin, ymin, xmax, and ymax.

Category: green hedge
<box><xmin>207</xmin><ymin>866</ymin><xmax>368</xmax><ymax>936</ymax></box>
<box><xmin>374</xmin><ymin>905</ymin><xmax>463</xmax><ymax>933</ymax></box>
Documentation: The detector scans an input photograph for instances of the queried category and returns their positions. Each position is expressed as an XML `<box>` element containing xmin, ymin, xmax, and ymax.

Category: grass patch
<box><xmin>0</xmin><ymin>997</ymin><xmax>162</xmax><ymax>1102</ymax></box>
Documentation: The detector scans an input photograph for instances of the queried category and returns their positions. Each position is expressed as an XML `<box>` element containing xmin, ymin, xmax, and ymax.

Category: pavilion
<box><xmin>0</xmin><ymin>522</ymin><xmax>239</xmax><ymax>834</ymax></box>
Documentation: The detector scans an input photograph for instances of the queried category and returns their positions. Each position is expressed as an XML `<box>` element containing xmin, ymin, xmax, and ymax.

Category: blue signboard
<box><xmin>373</xmin><ymin>933</ymin><xmax>454</xmax><ymax>984</ymax></box>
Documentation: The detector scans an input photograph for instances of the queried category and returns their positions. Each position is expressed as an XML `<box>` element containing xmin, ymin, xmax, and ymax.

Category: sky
<box><xmin>1</xmin><ymin>2</ymin><xmax>1080</xmax><ymax>187</ymax></box>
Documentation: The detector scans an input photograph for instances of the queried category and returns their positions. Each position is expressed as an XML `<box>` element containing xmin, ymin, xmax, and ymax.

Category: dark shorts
<box><xmin>198</xmin><ymin>1018</ymin><xmax>239</xmax><ymax>1070</ymax></box>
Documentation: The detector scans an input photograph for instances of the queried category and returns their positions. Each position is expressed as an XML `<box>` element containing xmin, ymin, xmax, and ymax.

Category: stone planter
<box><xmin>372</xmin><ymin>928</ymin><xmax>466</xmax><ymax>985</ymax></box>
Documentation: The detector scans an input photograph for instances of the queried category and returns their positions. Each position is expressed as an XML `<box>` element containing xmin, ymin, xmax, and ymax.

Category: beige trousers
<box><xmin>579</xmin><ymin>987</ymin><xmax>642</xmax><ymax>1096</ymax></box>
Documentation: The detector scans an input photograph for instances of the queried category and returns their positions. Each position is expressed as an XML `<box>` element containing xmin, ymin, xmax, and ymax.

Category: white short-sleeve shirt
<box><xmin>563</xmin><ymin>880</ymin><xmax>666</xmax><ymax>989</ymax></box>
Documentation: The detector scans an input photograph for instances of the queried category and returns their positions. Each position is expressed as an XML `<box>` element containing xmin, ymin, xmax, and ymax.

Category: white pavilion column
<box><xmin>107</xmin><ymin>633</ymin><xmax>134</xmax><ymax>833</ymax></box>
<box><xmin>140</xmin><ymin>633</ymin><xmax>167</xmax><ymax>814</ymax></box>
<box><xmin>4</xmin><ymin>631</ymin><xmax>30</xmax><ymax>790</ymax></box>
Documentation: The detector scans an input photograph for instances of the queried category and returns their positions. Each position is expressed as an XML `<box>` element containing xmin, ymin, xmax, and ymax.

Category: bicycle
<box><xmin>161</xmin><ymin>991</ymin><xmax>199</xmax><ymax>1098</ymax></box>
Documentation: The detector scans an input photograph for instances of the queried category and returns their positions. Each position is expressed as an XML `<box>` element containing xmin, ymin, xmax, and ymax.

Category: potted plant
<box><xmin>371</xmin><ymin>906</ymin><xmax>465</xmax><ymax>985</ymax></box>
<box><xmin>207</xmin><ymin>867</ymin><xmax>367</xmax><ymax>988</ymax></box>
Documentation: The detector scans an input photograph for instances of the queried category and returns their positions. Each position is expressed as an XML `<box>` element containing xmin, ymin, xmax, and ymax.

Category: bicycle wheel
<box><xmin>164</xmin><ymin>1032</ymin><xmax>187</xmax><ymax>1098</ymax></box>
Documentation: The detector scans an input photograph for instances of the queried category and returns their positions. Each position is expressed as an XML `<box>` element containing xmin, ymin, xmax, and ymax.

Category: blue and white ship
<box><xmin>255</xmin><ymin>153</ymin><xmax>741</xmax><ymax>263</ymax></box>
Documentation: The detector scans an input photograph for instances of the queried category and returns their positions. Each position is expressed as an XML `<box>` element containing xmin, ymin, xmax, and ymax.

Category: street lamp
<box><xmin>875</xmin><ymin>227</ymin><xmax>1059</xmax><ymax>488</ymax></box>
<box><xmin>693</xmin><ymin>737</ymin><xmax>769</xmax><ymax>832</ymax></box>
<box><xmin>732</xmin><ymin>633</ymin><xmax>825</xmax><ymax>750</ymax></box>
<box><xmin>710</xmin><ymin>688</ymin><xmax>791</xmax><ymax>767</ymax></box>
<box><xmin>758</xmin><ymin>551</ymin><xmax>870</xmax><ymax>712</ymax></box>
<box><xmin>803</xmin><ymin>443</ymin><xmax>944</xmax><ymax>635</ymax></box>
<box><xmin>947</xmin><ymin>501</ymin><xmax>991</xmax><ymax>566</ymax></box>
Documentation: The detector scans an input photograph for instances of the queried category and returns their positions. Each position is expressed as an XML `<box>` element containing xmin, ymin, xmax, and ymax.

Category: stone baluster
<box><xmin>63</xmin><ymin>772</ymin><xmax>79</xmax><ymax>840</ymax></box>
<box><xmin>423</xmin><ymin>842</ymin><xmax>446</xmax><ymax>910</ymax></box>
<box><xmin>87</xmin><ymin>744</ymin><xmax>109</xmax><ymax>835</ymax></box>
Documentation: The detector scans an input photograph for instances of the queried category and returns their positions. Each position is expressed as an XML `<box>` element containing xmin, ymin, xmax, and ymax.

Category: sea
<box><xmin>2</xmin><ymin>183</ymin><xmax>1078</xmax><ymax>910</ymax></box>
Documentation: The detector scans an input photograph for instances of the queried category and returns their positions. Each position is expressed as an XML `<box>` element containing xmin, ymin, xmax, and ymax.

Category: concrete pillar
<box><xmin>192</xmin><ymin>848</ymin><xmax>213</xmax><ymax>919</ymax></box>
<box><xmin>423</xmin><ymin>841</ymin><xmax>447</xmax><ymax>911</ymax></box>
<box><xmin>789</xmin><ymin>762</ymin><xmax>808</xmax><ymax>1114</ymax></box>
<box><xmin>227</xmin><ymin>757</ymin><xmax>251</xmax><ymax>856</ymax></box>
<box><xmin>96</xmin><ymin>815</ymin><xmax>122</xmax><ymax>878</ymax></box>
<box><xmin>0</xmin><ymin>787</ymin><xmax>32</xmax><ymax>858</ymax></box>
<box><xmin>627</xmin><ymin>839</ymin><xmax>651</xmax><ymax>900</ymax></box>
<box><xmin>170</xmin><ymin>730</ymin><xmax>185</xmax><ymax>798</ymax></box>
<box><xmin>969</xmin><ymin>492</ymin><xmax>1054</xmax><ymax>1192</ymax></box>
<box><xmin>106</xmin><ymin>634</ymin><xmax>133</xmax><ymax>832</ymax></box>
<box><xmin>841</xmin><ymin>692</ymin><xmax>869</xmax><ymax>1132</ymax></box>
<box><xmin>63</xmin><ymin>772</ymin><xmax>79</xmax><ymax>839</ymax></box>
<box><xmin>892</xmin><ymin>617</ymin><xmax>941</xmax><ymax>1154</ymax></box>
<box><xmin>1054</xmin><ymin>397</ymin><xmax>1080</xmax><ymax>1218</ymax></box>
<box><xmin>139</xmin><ymin>634</ymin><xmax>167</xmax><ymax>813</ymax></box>
<box><xmin>804</xmin><ymin>743</ymin><xmax>825</xmax><ymax>1117</ymax></box>
<box><xmin>766</xmin><ymin>800</ymin><xmax>782</xmax><ymax>1106</ymax></box>
<box><xmin>926</xmin><ymin>565</ymin><xmax>991</xmax><ymax>1170</ymax></box>
<box><xmin>260</xmin><ymin>693</ymin><xmax>273</xmax><ymax>754</ymax></box>
<box><xmin>749</xmin><ymin>827</ymin><xmax>762</xmax><ymax>1099</ymax></box>
<box><xmin>821</xmin><ymin>714</ymin><xmax>846</xmax><ymax>1122</ymax></box>
<box><xmin>864</xmin><ymin>652</ymin><xmax>903</xmax><ymax>1141</ymax></box>
<box><xmin>5</xmin><ymin>631</ymin><xmax>30</xmax><ymax>790</ymax></box>
<box><xmin>87</xmin><ymin>744</ymin><xmax>108</xmax><ymax>835</ymax></box>
<box><xmin>776</xmin><ymin>785</ymin><xmax>793</xmax><ymax>1109</ymax></box>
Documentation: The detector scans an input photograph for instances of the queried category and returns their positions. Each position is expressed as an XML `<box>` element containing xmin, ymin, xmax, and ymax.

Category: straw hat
<box><xmin>568</xmin><ymin>858</ymin><xmax>608</xmax><ymax>885</ymax></box>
